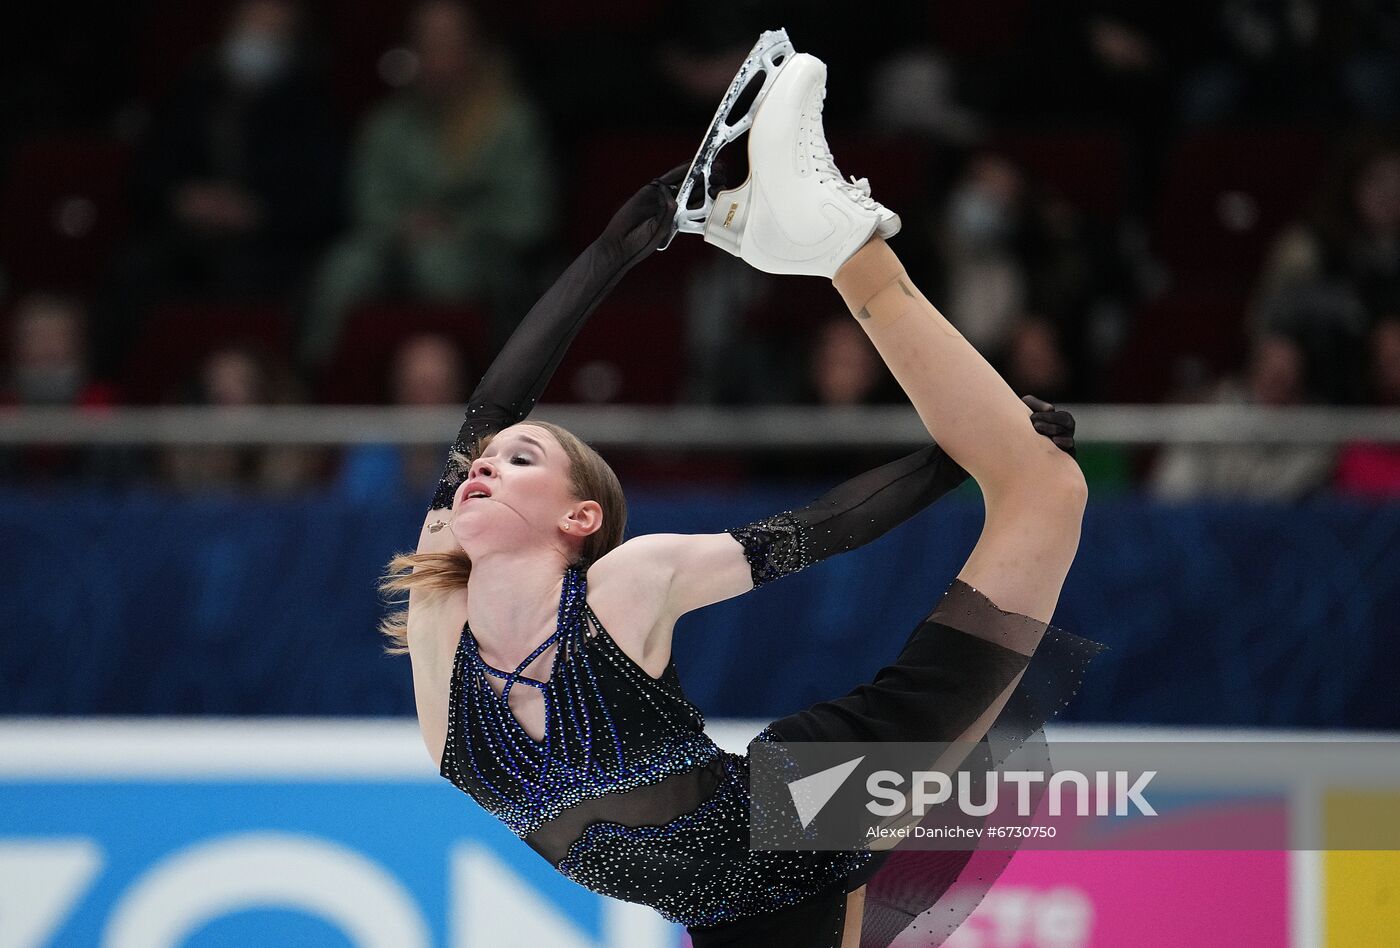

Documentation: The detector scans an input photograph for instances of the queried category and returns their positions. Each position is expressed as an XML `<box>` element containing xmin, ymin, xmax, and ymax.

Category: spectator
<box><xmin>162</xmin><ymin>343</ymin><xmax>316</xmax><ymax>492</ymax></box>
<box><xmin>937</xmin><ymin>154</ymin><xmax>1029</xmax><ymax>357</ymax></box>
<box><xmin>304</xmin><ymin>0</ymin><xmax>555</xmax><ymax>366</ymax></box>
<box><xmin>1016</xmin><ymin>3</ymin><xmax>1187</xmax><ymax>124</ymax></box>
<box><xmin>868</xmin><ymin>49</ymin><xmax>979</xmax><ymax>144</ymax></box>
<box><xmin>1150</xmin><ymin>333</ymin><xmax>1335</xmax><ymax>501</ymax></box>
<box><xmin>1252</xmin><ymin>141</ymin><xmax>1400</xmax><ymax>401</ymax></box>
<box><xmin>1177</xmin><ymin>0</ymin><xmax>1329</xmax><ymax>125</ymax></box>
<box><xmin>798</xmin><ymin>317</ymin><xmax>902</xmax><ymax>408</ymax></box>
<box><xmin>1002</xmin><ymin>316</ymin><xmax>1073</xmax><ymax>405</ymax></box>
<box><xmin>749</xmin><ymin>315</ymin><xmax>905</xmax><ymax>483</ymax></box>
<box><xmin>1330</xmin><ymin>1</ymin><xmax>1400</xmax><ymax>122</ymax></box>
<box><xmin>1012</xmin><ymin>2</ymin><xmax>1197</xmax><ymax>211</ymax></box>
<box><xmin>1335</xmin><ymin>317</ymin><xmax>1400</xmax><ymax>497</ymax></box>
<box><xmin>934</xmin><ymin>154</ymin><xmax>1104</xmax><ymax>375</ymax></box>
<box><xmin>1</xmin><ymin>294</ymin><xmax>113</xmax><ymax>409</ymax></box>
<box><xmin>1371</xmin><ymin>317</ymin><xmax>1400</xmax><ymax>407</ymax></box>
<box><xmin>0</xmin><ymin>294</ymin><xmax>125</xmax><ymax>484</ymax></box>
<box><xmin>100</xmin><ymin>0</ymin><xmax>342</xmax><ymax>375</ymax></box>
<box><xmin>336</xmin><ymin>332</ymin><xmax>467</xmax><ymax>501</ymax></box>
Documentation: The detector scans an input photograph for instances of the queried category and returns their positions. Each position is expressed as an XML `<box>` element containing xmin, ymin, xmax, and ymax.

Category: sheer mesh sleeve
<box><xmin>725</xmin><ymin>399</ymin><xmax>1079</xmax><ymax>589</ymax></box>
<box><xmin>428</xmin><ymin>169</ymin><xmax>681</xmax><ymax>509</ymax></box>
<box><xmin>726</xmin><ymin>444</ymin><xmax>969</xmax><ymax>588</ymax></box>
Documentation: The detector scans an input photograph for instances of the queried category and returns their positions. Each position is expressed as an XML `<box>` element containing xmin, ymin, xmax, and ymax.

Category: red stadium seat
<box><xmin>928</xmin><ymin>0</ymin><xmax>1032</xmax><ymax>56</ymax></box>
<box><xmin>322</xmin><ymin>0</ymin><xmax>416</xmax><ymax>119</ymax></box>
<box><xmin>566</xmin><ymin>132</ymin><xmax>713</xmax><ymax>314</ymax></box>
<box><xmin>122</xmin><ymin>302</ymin><xmax>293</xmax><ymax>403</ymax></box>
<box><xmin>825</xmin><ymin>134</ymin><xmax>933</xmax><ymax>216</ymax></box>
<box><xmin>543</xmin><ymin>294</ymin><xmax>684</xmax><ymax>405</ymax></box>
<box><xmin>519</xmin><ymin>0</ymin><xmax>664</xmax><ymax>35</ymax></box>
<box><xmin>320</xmin><ymin>301</ymin><xmax>490</xmax><ymax>404</ymax></box>
<box><xmin>985</xmin><ymin>129</ymin><xmax>1128</xmax><ymax>221</ymax></box>
<box><xmin>0</xmin><ymin>134</ymin><xmax>133</xmax><ymax>291</ymax></box>
<box><xmin>741</xmin><ymin>274</ymin><xmax>848</xmax><ymax>335</ymax></box>
<box><xmin>321</xmin><ymin>0</ymin><xmax>616</xmax><ymax>118</ymax></box>
<box><xmin>1154</xmin><ymin>127</ymin><xmax>1327</xmax><ymax>278</ymax></box>
<box><xmin>1106</xmin><ymin>289</ymin><xmax>1250</xmax><ymax>403</ymax></box>
<box><xmin>570</xmin><ymin>132</ymin><xmax>702</xmax><ymax>248</ymax></box>
<box><xmin>132</xmin><ymin>0</ymin><xmax>228</xmax><ymax>103</ymax></box>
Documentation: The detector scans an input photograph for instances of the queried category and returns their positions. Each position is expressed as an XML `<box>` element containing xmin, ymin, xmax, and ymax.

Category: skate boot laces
<box><xmin>806</xmin><ymin>88</ymin><xmax>880</xmax><ymax>212</ymax></box>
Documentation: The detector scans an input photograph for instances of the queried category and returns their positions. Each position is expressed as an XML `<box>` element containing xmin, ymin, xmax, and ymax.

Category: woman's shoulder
<box><xmin>585</xmin><ymin>538</ymin><xmax>672</xmax><ymax>610</ymax></box>
<box><xmin>584</xmin><ymin>543</ymin><xmax>677</xmax><ymax>679</ymax></box>
<box><xmin>591</xmin><ymin>532</ymin><xmax>754</xmax><ymax>619</ymax></box>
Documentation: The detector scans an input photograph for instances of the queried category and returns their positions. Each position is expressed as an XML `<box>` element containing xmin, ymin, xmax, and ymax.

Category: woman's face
<box><xmin>448</xmin><ymin>424</ymin><xmax>594</xmax><ymax>557</ymax></box>
<box><xmin>812</xmin><ymin>319</ymin><xmax>878</xmax><ymax>405</ymax></box>
<box><xmin>410</xmin><ymin>0</ymin><xmax>479</xmax><ymax>96</ymax></box>
<box><xmin>203</xmin><ymin>349</ymin><xmax>263</xmax><ymax>406</ymax></box>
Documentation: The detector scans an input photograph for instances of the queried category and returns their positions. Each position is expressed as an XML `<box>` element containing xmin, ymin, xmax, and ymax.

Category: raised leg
<box><xmin>833</xmin><ymin>237</ymin><xmax>1086</xmax><ymax>626</ymax></box>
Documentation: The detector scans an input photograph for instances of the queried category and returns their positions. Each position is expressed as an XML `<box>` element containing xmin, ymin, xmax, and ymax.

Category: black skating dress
<box><xmin>427</xmin><ymin>170</ymin><xmax>1103</xmax><ymax>947</ymax></box>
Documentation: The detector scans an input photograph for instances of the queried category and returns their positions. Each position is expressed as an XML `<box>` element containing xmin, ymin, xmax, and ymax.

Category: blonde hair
<box><xmin>378</xmin><ymin>420</ymin><xmax>627</xmax><ymax>654</ymax></box>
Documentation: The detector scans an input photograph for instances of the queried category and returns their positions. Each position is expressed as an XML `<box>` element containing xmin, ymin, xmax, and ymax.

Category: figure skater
<box><xmin>384</xmin><ymin>30</ymin><xmax>1097</xmax><ymax>948</ymax></box>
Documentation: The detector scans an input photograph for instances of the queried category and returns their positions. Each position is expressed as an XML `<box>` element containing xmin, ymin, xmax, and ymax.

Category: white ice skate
<box><xmin>663</xmin><ymin>29</ymin><xmax>900</xmax><ymax>278</ymax></box>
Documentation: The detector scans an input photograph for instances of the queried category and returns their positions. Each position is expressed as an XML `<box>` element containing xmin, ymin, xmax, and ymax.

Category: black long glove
<box><xmin>727</xmin><ymin>396</ymin><xmax>1079</xmax><ymax>587</ymax></box>
<box><xmin>1024</xmin><ymin>395</ymin><xmax>1077</xmax><ymax>459</ymax></box>
<box><xmin>429</xmin><ymin>166</ymin><xmax>685</xmax><ymax>509</ymax></box>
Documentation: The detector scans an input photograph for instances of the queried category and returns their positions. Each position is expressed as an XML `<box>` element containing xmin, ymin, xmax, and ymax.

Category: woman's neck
<box><xmin>465</xmin><ymin>549</ymin><xmax>571</xmax><ymax>666</ymax></box>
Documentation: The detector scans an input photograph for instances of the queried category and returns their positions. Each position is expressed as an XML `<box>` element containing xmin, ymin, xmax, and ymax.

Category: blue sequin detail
<box><xmin>443</xmin><ymin>566</ymin><xmax>721</xmax><ymax>838</ymax></box>
<box><xmin>440</xmin><ymin>566</ymin><xmax>866</xmax><ymax>928</ymax></box>
<box><xmin>725</xmin><ymin>512</ymin><xmax>814</xmax><ymax>587</ymax></box>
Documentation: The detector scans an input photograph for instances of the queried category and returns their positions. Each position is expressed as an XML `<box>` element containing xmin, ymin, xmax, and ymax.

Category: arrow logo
<box><xmin>787</xmin><ymin>756</ymin><xmax>865</xmax><ymax>828</ymax></box>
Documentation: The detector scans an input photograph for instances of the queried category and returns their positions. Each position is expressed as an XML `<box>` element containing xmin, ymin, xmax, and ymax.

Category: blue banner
<box><xmin>0</xmin><ymin>724</ymin><xmax>685</xmax><ymax>947</ymax></box>
<box><xmin>2</xmin><ymin>489</ymin><xmax>1398</xmax><ymax>727</ymax></box>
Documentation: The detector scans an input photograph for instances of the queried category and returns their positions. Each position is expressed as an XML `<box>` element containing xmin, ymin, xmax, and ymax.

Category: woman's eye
<box><xmin>511</xmin><ymin>455</ymin><xmax>530</xmax><ymax>465</ymax></box>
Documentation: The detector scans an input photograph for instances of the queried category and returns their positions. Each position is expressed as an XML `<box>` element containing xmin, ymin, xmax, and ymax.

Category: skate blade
<box><xmin>659</xmin><ymin>28</ymin><xmax>796</xmax><ymax>250</ymax></box>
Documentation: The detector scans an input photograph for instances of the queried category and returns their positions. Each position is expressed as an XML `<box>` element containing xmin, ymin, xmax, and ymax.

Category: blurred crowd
<box><xmin>2</xmin><ymin>0</ymin><xmax>1400</xmax><ymax>500</ymax></box>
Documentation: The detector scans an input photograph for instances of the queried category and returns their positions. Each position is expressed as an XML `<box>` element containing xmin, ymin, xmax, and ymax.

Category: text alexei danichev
<box><xmin>865</xmin><ymin>824</ymin><xmax>1059</xmax><ymax>839</ymax></box>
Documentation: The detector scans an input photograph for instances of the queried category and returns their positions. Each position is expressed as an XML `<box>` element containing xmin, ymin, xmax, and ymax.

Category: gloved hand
<box><xmin>1022</xmin><ymin>395</ymin><xmax>1078</xmax><ymax>459</ymax></box>
<box><xmin>600</xmin><ymin>163</ymin><xmax>688</xmax><ymax>255</ymax></box>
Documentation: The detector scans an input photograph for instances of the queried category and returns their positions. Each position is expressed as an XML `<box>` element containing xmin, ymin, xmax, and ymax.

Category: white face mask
<box><xmin>222</xmin><ymin>32</ymin><xmax>292</xmax><ymax>88</ymax></box>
